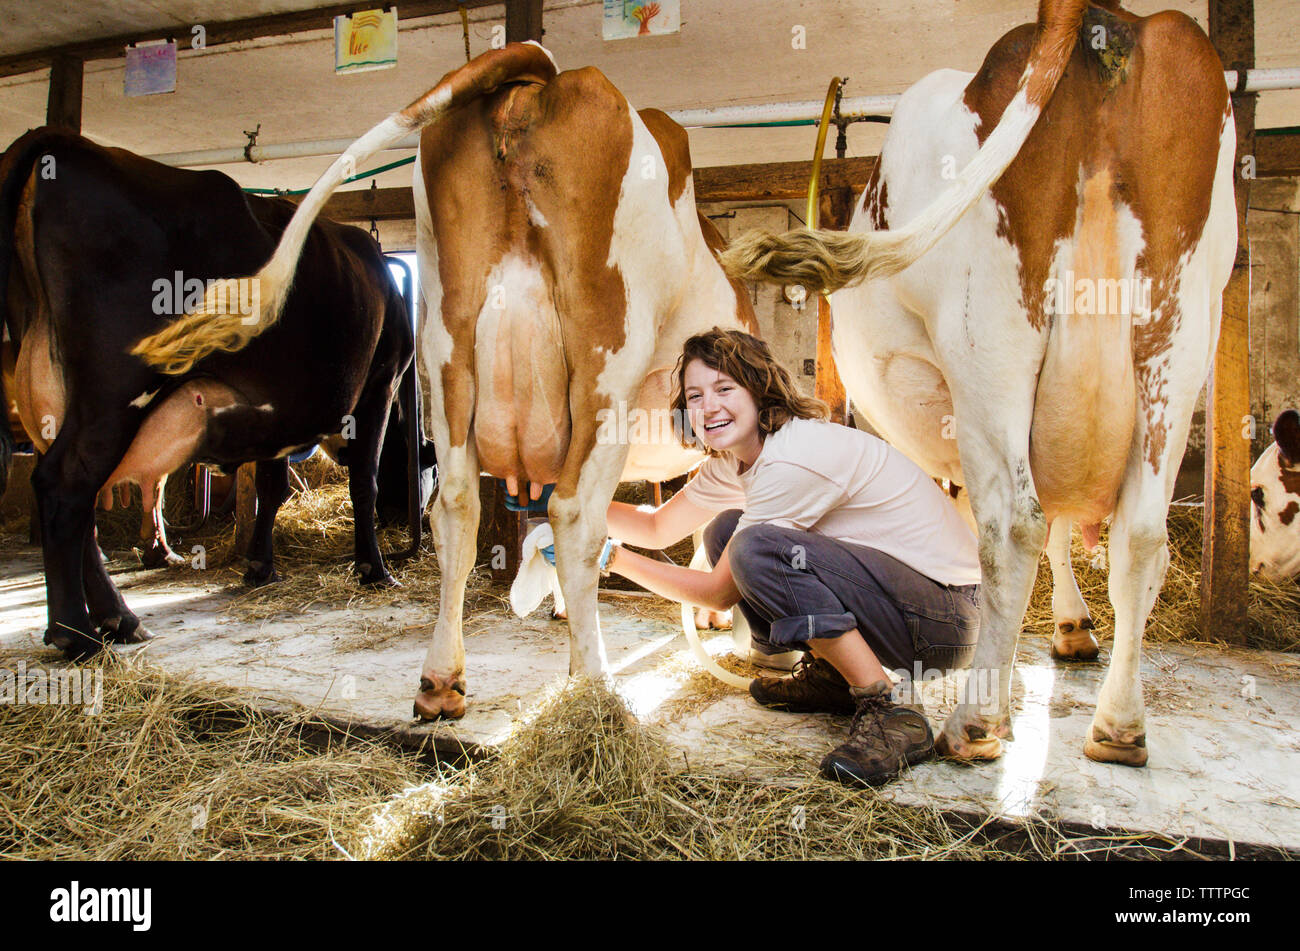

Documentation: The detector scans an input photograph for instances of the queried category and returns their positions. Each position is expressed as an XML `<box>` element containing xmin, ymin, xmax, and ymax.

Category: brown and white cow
<box><xmin>135</xmin><ymin>42</ymin><xmax>759</xmax><ymax>718</ymax></box>
<box><xmin>1250</xmin><ymin>409</ymin><xmax>1300</xmax><ymax>580</ymax></box>
<box><xmin>724</xmin><ymin>1</ymin><xmax>1237</xmax><ymax>767</ymax></box>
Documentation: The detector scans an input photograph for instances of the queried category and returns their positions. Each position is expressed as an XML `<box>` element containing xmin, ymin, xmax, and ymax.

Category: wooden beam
<box><xmin>505</xmin><ymin>0</ymin><xmax>544</xmax><ymax>44</ymax></box>
<box><xmin>1202</xmin><ymin>0</ymin><xmax>1255</xmax><ymax>645</ymax></box>
<box><xmin>815</xmin><ymin>186</ymin><xmax>854</xmax><ymax>424</ymax></box>
<box><xmin>316</xmin><ymin>186</ymin><xmax>416</xmax><ymax>222</ymax></box>
<box><xmin>694</xmin><ymin>157</ymin><xmax>874</xmax><ymax>204</ymax></box>
<box><xmin>1257</xmin><ymin>130</ymin><xmax>1300</xmax><ymax>177</ymax></box>
<box><xmin>314</xmin><ymin>160</ymin><xmax>879</xmax><ymax>222</ymax></box>
<box><xmin>45</xmin><ymin>54</ymin><xmax>82</xmax><ymax>131</ymax></box>
<box><xmin>0</xmin><ymin>0</ymin><xmax>503</xmax><ymax>79</ymax></box>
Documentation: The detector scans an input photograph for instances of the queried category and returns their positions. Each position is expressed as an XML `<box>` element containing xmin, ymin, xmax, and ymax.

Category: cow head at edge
<box><xmin>1249</xmin><ymin>409</ymin><xmax>1300</xmax><ymax>581</ymax></box>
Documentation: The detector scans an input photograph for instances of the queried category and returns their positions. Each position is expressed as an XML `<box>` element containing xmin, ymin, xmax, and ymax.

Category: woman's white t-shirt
<box><xmin>682</xmin><ymin>417</ymin><xmax>981</xmax><ymax>587</ymax></box>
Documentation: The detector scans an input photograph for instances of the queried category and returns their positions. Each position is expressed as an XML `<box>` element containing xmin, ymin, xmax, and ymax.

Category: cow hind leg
<box><xmin>83</xmin><ymin>522</ymin><xmax>151</xmax><ymax>644</ymax></box>
<box><xmin>33</xmin><ymin>417</ymin><xmax>137</xmax><ymax>658</ymax></box>
<box><xmin>1047</xmin><ymin>518</ymin><xmax>1099</xmax><ymax>659</ymax></box>
<box><xmin>414</xmin><ymin>438</ymin><xmax>479</xmax><ymax>720</ymax></box>
<box><xmin>1083</xmin><ymin>364</ymin><xmax>1204</xmax><ymax>767</ymax></box>
<box><xmin>243</xmin><ymin>459</ymin><xmax>289</xmax><ymax>586</ymax></box>
<box><xmin>936</xmin><ymin>433</ymin><xmax>1048</xmax><ymax>761</ymax></box>
<box><xmin>138</xmin><ymin>474</ymin><xmax>186</xmax><ymax>568</ymax></box>
<box><xmin>345</xmin><ymin>385</ymin><xmax>398</xmax><ymax>587</ymax></box>
<box><xmin>549</xmin><ymin>435</ymin><xmax>628</xmax><ymax>680</ymax></box>
<box><xmin>1084</xmin><ymin>477</ymin><xmax>1161</xmax><ymax>767</ymax></box>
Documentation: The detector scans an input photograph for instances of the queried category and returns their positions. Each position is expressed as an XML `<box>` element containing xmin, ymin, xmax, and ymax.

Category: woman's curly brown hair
<box><xmin>671</xmin><ymin>328</ymin><xmax>828</xmax><ymax>455</ymax></box>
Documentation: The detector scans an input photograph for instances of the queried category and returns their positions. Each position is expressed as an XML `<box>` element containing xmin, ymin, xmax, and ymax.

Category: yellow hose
<box><xmin>806</xmin><ymin>77</ymin><xmax>843</xmax><ymax>231</ymax></box>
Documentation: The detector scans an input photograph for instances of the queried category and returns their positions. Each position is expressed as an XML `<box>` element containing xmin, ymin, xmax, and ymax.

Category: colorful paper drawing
<box><xmin>124</xmin><ymin>41</ymin><xmax>177</xmax><ymax>97</ymax></box>
<box><xmin>603</xmin><ymin>0</ymin><xmax>681</xmax><ymax>41</ymax></box>
<box><xmin>335</xmin><ymin>8</ymin><xmax>399</xmax><ymax>74</ymax></box>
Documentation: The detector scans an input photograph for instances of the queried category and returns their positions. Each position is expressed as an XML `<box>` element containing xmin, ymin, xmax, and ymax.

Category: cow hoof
<box><xmin>1084</xmin><ymin>725</ymin><xmax>1148</xmax><ymax>767</ymax></box>
<box><xmin>97</xmin><ymin>615</ymin><xmax>154</xmax><ymax>645</ymax></box>
<box><xmin>413</xmin><ymin>675</ymin><xmax>467</xmax><ymax>720</ymax></box>
<box><xmin>935</xmin><ymin>730</ymin><xmax>1004</xmax><ymax>761</ymax></box>
<box><xmin>551</xmin><ymin>608</ymin><xmax>567</xmax><ymax>621</ymax></box>
<box><xmin>1052</xmin><ymin>619</ymin><xmax>1100</xmax><ymax>660</ymax></box>
<box><xmin>243</xmin><ymin>563</ymin><xmax>280</xmax><ymax>587</ymax></box>
<box><xmin>693</xmin><ymin>607</ymin><xmax>733</xmax><ymax>630</ymax></box>
<box><xmin>44</xmin><ymin>625</ymin><xmax>106</xmax><ymax>660</ymax></box>
<box><xmin>138</xmin><ymin>543</ymin><xmax>186</xmax><ymax>570</ymax></box>
<box><xmin>935</xmin><ymin>714</ymin><xmax>1008</xmax><ymax>761</ymax></box>
<box><xmin>360</xmin><ymin>570</ymin><xmax>399</xmax><ymax>589</ymax></box>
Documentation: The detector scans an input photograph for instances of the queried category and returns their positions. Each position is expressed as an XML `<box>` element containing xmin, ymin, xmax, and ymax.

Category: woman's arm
<box><xmin>606</xmin><ymin>488</ymin><xmax>717</xmax><ymax>551</ymax></box>
<box><xmin>607</xmin><ymin>543</ymin><xmax>741</xmax><ymax>613</ymax></box>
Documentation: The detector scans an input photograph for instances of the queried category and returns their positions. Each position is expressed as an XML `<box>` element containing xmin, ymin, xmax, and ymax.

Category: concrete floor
<box><xmin>2</xmin><ymin>536</ymin><xmax>1298</xmax><ymax>854</ymax></box>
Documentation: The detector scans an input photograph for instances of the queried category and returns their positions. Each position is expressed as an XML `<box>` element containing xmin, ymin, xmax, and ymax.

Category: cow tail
<box><xmin>0</xmin><ymin>129</ymin><xmax>60</xmax><ymax>496</ymax></box>
<box><xmin>132</xmin><ymin>41</ymin><xmax>561</xmax><ymax>376</ymax></box>
<box><xmin>720</xmin><ymin>0</ymin><xmax>1101</xmax><ymax>293</ymax></box>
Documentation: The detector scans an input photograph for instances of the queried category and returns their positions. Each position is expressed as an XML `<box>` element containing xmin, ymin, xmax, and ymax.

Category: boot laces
<box><xmin>850</xmin><ymin>692</ymin><xmax>894</xmax><ymax>743</ymax></box>
<box><xmin>791</xmin><ymin>654</ymin><xmax>816</xmax><ymax>682</ymax></box>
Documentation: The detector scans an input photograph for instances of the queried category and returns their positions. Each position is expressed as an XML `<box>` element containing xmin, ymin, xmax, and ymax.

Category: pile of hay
<box><xmin>0</xmin><ymin>654</ymin><xmax>1236</xmax><ymax>860</ymax></box>
<box><xmin>0</xmin><ymin>649</ymin><xmax>424</xmax><ymax>860</ymax></box>
<box><xmin>1023</xmin><ymin>504</ymin><xmax>1300</xmax><ymax>653</ymax></box>
<box><xmin>347</xmin><ymin>677</ymin><xmax>1191</xmax><ymax>861</ymax></box>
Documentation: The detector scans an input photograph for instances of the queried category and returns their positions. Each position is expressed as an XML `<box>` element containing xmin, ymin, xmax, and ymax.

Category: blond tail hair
<box><xmin>720</xmin><ymin>0</ymin><xmax>1098</xmax><ymax>294</ymax></box>
<box><xmin>133</xmin><ymin>41</ymin><xmax>560</xmax><ymax>375</ymax></box>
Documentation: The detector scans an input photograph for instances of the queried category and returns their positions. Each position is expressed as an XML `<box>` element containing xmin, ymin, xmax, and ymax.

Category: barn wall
<box><xmin>701</xmin><ymin>203</ymin><xmax>820</xmax><ymax>399</ymax></box>
<box><xmin>1249</xmin><ymin>176</ymin><xmax>1300</xmax><ymax>434</ymax></box>
<box><xmin>1185</xmin><ymin>174</ymin><xmax>1300</xmax><ymax>477</ymax></box>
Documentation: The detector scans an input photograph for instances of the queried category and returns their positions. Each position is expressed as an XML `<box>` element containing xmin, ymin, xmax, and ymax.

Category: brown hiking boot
<box><xmin>820</xmin><ymin>681</ymin><xmax>935</xmax><ymax>787</ymax></box>
<box><xmin>749</xmin><ymin>654</ymin><xmax>856</xmax><ymax>715</ymax></box>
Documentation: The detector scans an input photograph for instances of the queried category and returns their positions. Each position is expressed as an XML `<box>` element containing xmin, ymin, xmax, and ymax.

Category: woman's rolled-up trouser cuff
<box><xmin>769</xmin><ymin>612</ymin><xmax>859</xmax><ymax>651</ymax></box>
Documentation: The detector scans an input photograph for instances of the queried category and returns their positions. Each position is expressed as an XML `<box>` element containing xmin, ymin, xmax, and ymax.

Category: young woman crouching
<box><xmin>602</xmin><ymin>328</ymin><xmax>981</xmax><ymax>787</ymax></box>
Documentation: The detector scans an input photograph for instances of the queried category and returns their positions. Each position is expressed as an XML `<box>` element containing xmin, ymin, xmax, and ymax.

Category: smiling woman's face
<box><xmin>683</xmin><ymin>358</ymin><xmax>762</xmax><ymax>457</ymax></box>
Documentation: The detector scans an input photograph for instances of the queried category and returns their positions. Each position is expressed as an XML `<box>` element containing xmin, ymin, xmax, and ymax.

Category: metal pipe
<box><xmin>1225</xmin><ymin>67</ymin><xmax>1300</xmax><ymax>92</ymax></box>
<box><xmin>150</xmin><ymin>135</ymin><xmax>421</xmax><ymax>168</ymax></box>
<box><xmin>147</xmin><ymin>67</ymin><xmax>1300</xmax><ymax>169</ymax></box>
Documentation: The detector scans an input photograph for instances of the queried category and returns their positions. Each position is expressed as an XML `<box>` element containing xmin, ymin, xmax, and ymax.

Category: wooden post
<box><xmin>1202</xmin><ymin>1</ymin><xmax>1255</xmax><ymax>644</ymax></box>
<box><xmin>477</xmin><ymin>475</ymin><xmax>527</xmax><ymax>585</ymax></box>
<box><xmin>45</xmin><ymin>53</ymin><xmax>82</xmax><ymax>131</ymax></box>
<box><xmin>234</xmin><ymin>463</ymin><xmax>257</xmax><ymax>559</ymax></box>
<box><xmin>814</xmin><ymin>186</ymin><xmax>854</xmax><ymax>424</ymax></box>
<box><xmin>505</xmin><ymin>0</ymin><xmax>543</xmax><ymax>43</ymax></box>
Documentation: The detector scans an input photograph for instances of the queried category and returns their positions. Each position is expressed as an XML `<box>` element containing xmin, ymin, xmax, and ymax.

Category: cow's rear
<box><xmin>413</xmin><ymin>61</ymin><xmax>751</xmax><ymax>717</ymax></box>
<box><xmin>974</xmin><ymin>11</ymin><xmax>1236</xmax><ymax>540</ymax></box>
<box><xmin>418</xmin><ymin>67</ymin><xmax>714</xmax><ymax>501</ymax></box>
<box><xmin>719</xmin><ymin>2</ymin><xmax>1238</xmax><ymax>769</ymax></box>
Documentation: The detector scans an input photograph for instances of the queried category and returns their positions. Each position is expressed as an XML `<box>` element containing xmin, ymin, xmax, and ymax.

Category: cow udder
<box><xmin>472</xmin><ymin>256</ymin><xmax>569</xmax><ymax>489</ymax></box>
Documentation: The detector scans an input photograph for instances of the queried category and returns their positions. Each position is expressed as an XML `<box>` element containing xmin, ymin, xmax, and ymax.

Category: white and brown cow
<box><xmin>139</xmin><ymin>42</ymin><xmax>758</xmax><ymax>718</ymax></box>
<box><xmin>1250</xmin><ymin>410</ymin><xmax>1300</xmax><ymax>580</ymax></box>
<box><xmin>725</xmin><ymin>0</ymin><xmax>1238</xmax><ymax>767</ymax></box>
